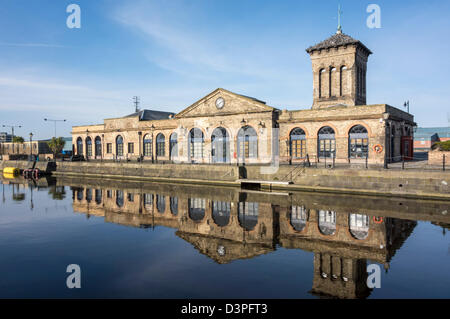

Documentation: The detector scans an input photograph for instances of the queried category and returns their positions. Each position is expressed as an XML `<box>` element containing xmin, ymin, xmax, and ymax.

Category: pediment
<box><xmin>175</xmin><ymin>88</ymin><xmax>275</xmax><ymax>118</ymax></box>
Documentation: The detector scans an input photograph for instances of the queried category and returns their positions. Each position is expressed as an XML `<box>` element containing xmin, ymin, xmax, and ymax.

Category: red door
<box><xmin>401</xmin><ymin>136</ymin><xmax>413</xmax><ymax>160</ymax></box>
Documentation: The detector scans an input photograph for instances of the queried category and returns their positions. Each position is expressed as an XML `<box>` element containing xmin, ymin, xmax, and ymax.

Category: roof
<box><xmin>123</xmin><ymin>109</ymin><xmax>175</xmax><ymax>121</ymax></box>
<box><xmin>306</xmin><ymin>32</ymin><xmax>372</xmax><ymax>55</ymax></box>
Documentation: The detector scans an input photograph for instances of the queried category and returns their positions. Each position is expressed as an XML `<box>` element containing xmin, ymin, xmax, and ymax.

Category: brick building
<box><xmin>414</xmin><ymin>127</ymin><xmax>450</xmax><ymax>151</ymax></box>
<box><xmin>72</xmin><ymin>28</ymin><xmax>415</xmax><ymax>165</ymax></box>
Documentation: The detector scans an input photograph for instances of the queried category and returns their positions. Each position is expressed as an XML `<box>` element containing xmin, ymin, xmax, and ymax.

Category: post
<box><xmin>444</xmin><ymin>154</ymin><xmax>446</xmax><ymax>172</ymax></box>
<box><xmin>332</xmin><ymin>154</ymin><xmax>335</xmax><ymax>168</ymax></box>
<box><xmin>29</xmin><ymin>133</ymin><xmax>33</xmax><ymax>159</ymax></box>
<box><xmin>402</xmin><ymin>155</ymin><xmax>405</xmax><ymax>170</ymax></box>
<box><xmin>365</xmin><ymin>154</ymin><xmax>368</xmax><ymax>169</ymax></box>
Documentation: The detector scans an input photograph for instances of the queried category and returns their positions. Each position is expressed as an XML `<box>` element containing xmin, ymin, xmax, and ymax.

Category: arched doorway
<box><xmin>211</xmin><ymin>127</ymin><xmax>229</xmax><ymax>163</ymax></box>
<box><xmin>156</xmin><ymin>133</ymin><xmax>165</xmax><ymax>158</ymax></box>
<box><xmin>143</xmin><ymin>134</ymin><xmax>152</xmax><ymax>158</ymax></box>
<box><xmin>237</xmin><ymin>126</ymin><xmax>257</xmax><ymax>162</ymax></box>
<box><xmin>169</xmin><ymin>133</ymin><xmax>178</xmax><ymax>160</ymax></box>
<box><xmin>85</xmin><ymin>137</ymin><xmax>92</xmax><ymax>158</ymax></box>
<box><xmin>116</xmin><ymin>136</ymin><xmax>124</xmax><ymax>157</ymax></box>
<box><xmin>318</xmin><ymin>126</ymin><xmax>335</xmax><ymax>158</ymax></box>
<box><xmin>94</xmin><ymin>136</ymin><xmax>102</xmax><ymax>157</ymax></box>
<box><xmin>290</xmin><ymin>128</ymin><xmax>306</xmax><ymax>159</ymax></box>
<box><xmin>76</xmin><ymin>137</ymin><xmax>83</xmax><ymax>155</ymax></box>
<box><xmin>189</xmin><ymin>128</ymin><xmax>204</xmax><ymax>162</ymax></box>
<box><xmin>348</xmin><ymin>125</ymin><xmax>369</xmax><ymax>159</ymax></box>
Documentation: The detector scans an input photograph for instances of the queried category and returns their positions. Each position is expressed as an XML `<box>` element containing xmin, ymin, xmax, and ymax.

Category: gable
<box><xmin>175</xmin><ymin>88</ymin><xmax>276</xmax><ymax>118</ymax></box>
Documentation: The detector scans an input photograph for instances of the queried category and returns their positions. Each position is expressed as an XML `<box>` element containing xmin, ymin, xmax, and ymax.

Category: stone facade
<box><xmin>72</xmin><ymin>30</ymin><xmax>415</xmax><ymax>165</ymax></box>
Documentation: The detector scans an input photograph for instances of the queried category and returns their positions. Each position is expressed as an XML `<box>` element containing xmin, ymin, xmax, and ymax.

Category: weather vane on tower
<box><xmin>337</xmin><ymin>4</ymin><xmax>343</xmax><ymax>34</ymax></box>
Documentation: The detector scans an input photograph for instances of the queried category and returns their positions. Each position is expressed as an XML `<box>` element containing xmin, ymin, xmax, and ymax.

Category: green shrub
<box><xmin>432</xmin><ymin>140</ymin><xmax>450</xmax><ymax>151</ymax></box>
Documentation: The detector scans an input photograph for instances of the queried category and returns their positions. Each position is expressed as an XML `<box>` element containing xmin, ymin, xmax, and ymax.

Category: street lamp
<box><xmin>150</xmin><ymin>124</ymin><xmax>155</xmax><ymax>163</ymax></box>
<box><xmin>29</xmin><ymin>132</ymin><xmax>33</xmax><ymax>159</ymax></box>
<box><xmin>403</xmin><ymin>101</ymin><xmax>410</xmax><ymax>114</ymax></box>
<box><xmin>44</xmin><ymin>118</ymin><xmax>67</xmax><ymax>138</ymax></box>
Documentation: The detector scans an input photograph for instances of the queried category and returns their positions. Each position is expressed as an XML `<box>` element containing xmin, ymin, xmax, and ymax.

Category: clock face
<box><xmin>215</xmin><ymin>97</ymin><xmax>225</xmax><ymax>109</ymax></box>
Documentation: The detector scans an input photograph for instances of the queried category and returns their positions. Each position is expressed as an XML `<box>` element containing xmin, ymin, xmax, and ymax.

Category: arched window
<box><xmin>318</xmin><ymin>126</ymin><xmax>336</xmax><ymax>158</ymax></box>
<box><xmin>156</xmin><ymin>194</ymin><xmax>165</xmax><ymax>213</ymax></box>
<box><xmin>290</xmin><ymin>206</ymin><xmax>308</xmax><ymax>232</ymax></box>
<box><xmin>189</xmin><ymin>128</ymin><xmax>204</xmax><ymax>160</ymax></box>
<box><xmin>95</xmin><ymin>136</ymin><xmax>102</xmax><ymax>157</ymax></box>
<box><xmin>238</xmin><ymin>202</ymin><xmax>258</xmax><ymax>231</ymax></box>
<box><xmin>319</xmin><ymin>68</ymin><xmax>326</xmax><ymax>98</ymax></box>
<box><xmin>170</xmin><ymin>133</ymin><xmax>178</xmax><ymax>160</ymax></box>
<box><xmin>170</xmin><ymin>197</ymin><xmax>178</xmax><ymax>216</ymax></box>
<box><xmin>211</xmin><ymin>127</ymin><xmax>230</xmax><ymax>163</ymax></box>
<box><xmin>76</xmin><ymin>137</ymin><xmax>83</xmax><ymax>155</ymax></box>
<box><xmin>290</xmin><ymin>128</ymin><xmax>306</xmax><ymax>159</ymax></box>
<box><xmin>349</xmin><ymin>125</ymin><xmax>369</xmax><ymax>159</ymax></box>
<box><xmin>156</xmin><ymin>133</ymin><xmax>165</xmax><ymax>157</ymax></box>
<box><xmin>144</xmin><ymin>193</ymin><xmax>153</xmax><ymax>211</ymax></box>
<box><xmin>116</xmin><ymin>190</ymin><xmax>124</xmax><ymax>207</ymax></box>
<box><xmin>116</xmin><ymin>136</ymin><xmax>124</xmax><ymax>157</ymax></box>
<box><xmin>143</xmin><ymin>134</ymin><xmax>152</xmax><ymax>157</ymax></box>
<box><xmin>349</xmin><ymin>214</ymin><xmax>369</xmax><ymax>240</ymax></box>
<box><xmin>318</xmin><ymin>210</ymin><xmax>336</xmax><ymax>236</ymax></box>
<box><xmin>189</xmin><ymin>198</ymin><xmax>206</xmax><ymax>222</ymax></box>
<box><xmin>237</xmin><ymin>126</ymin><xmax>257</xmax><ymax>159</ymax></box>
<box><xmin>340</xmin><ymin>66</ymin><xmax>347</xmax><ymax>96</ymax></box>
<box><xmin>329</xmin><ymin>67</ymin><xmax>336</xmax><ymax>97</ymax></box>
<box><xmin>95</xmin><ymin>189</ymin><xmax>102</xmax><ymax>204</ymax></box>
<box><xmin>212</xmin><ymin>201</ymin><xmax>231</xmax><ymax>227</ymax></box>
<box><xmin>85</xmin><ymin>137</ymin><xmax>92</xmax><ymax>157</ymax></box>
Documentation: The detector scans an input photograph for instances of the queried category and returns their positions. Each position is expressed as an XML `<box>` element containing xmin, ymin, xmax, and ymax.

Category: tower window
<box><xmin>329</xmin><ymin>67</ymin><xmax>336</xmax><ymax>97</ymax></box>
<box><xmin>319</xmin><ymin>69</ymin><xmax>326</xmax><ymax>98</ymax></box>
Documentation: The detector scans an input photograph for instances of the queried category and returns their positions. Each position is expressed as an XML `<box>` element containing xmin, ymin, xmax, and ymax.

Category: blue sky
<box><xmin>0</xmin><ymin>0</ymin><xmax>449</xmax><ymax>139</ymax></box>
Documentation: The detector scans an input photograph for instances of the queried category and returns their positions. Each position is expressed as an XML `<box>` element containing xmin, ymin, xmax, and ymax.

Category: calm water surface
<box><xmin>0</xmin><ymin>176</ymin><xmax>449</xmax><ymax>298</ymax></box>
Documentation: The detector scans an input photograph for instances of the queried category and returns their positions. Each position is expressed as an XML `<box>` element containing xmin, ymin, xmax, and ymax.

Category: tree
<box><xmin>47</xmin><ymin>137</ymin><xmax>65</xmax><ymax>156</ymax></box>
<box><xmin>12</xmin><ymin>136</ymin><xmax>24</xmax><ymax>143</ymax></box>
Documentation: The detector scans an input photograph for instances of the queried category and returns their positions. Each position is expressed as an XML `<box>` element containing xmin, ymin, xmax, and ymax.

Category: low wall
<box><xmin>54</xmin><ymin>161</ymin><xmax>239</xmax><ymax>184</ymax></box>
<box><xmin>428</xmin><ymin>151</ymin><xmax>449</xmax><ymax>165</ymax></box>
<box><xmin>243</xmin><ymin>165</ymin><xmax>450</xmax><ymax>198</ymax></box>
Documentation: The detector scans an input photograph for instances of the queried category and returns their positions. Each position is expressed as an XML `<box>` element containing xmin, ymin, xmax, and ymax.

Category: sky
<box><xmin>0</xmin><ymin>0</ymin><xmax>449</xmax><ymax>139</ymax></box>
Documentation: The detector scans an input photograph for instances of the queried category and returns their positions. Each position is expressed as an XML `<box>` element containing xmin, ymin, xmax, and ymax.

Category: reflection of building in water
<box><xmin>70</xmin><ymin>183</ymin><xmax>418</xmax><ymax>298</ymax></box>
<box><xmin>278</xmin><ymin>205</ymin><xmax>416</xmax><ymax>298</ymax></box>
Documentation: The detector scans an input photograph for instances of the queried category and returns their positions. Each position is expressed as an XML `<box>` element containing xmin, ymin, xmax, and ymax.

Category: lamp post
<box><xmin>403</xmin><ymin>101</ymin><xmax>410</xmax><ymax>114</ymax></box>
<box><xmin>240</xmin><ymin>119</ymin><xmax>246</xmax><ymax>166</ymax></box>
<box><xmin>29</xmin><ymin>132</ymin><xmax>33</xmax><ymax>159</ymax></box>
<box><xmin>44</xmin><ymin>118</ymin><xmax>66</xmax><ymax>138</ymax></box>
<box><xmin>150</xmin><ymin>124</ymin><xmax>155</xmax><ymax>163</ymax></box>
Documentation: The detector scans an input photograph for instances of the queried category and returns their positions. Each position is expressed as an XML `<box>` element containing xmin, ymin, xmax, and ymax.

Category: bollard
<box><xmin>365</xmin><ymin>155</ymin><xmax>368</xmax><ymax>169</ymax></box>
<box><xmin>332</xmin><ymin>155</ymin><xmax>335</xmax><ymax>168</ymax></box>
<box><xmin>444</xmin><ymin>154</ymin><xmax>446</xmax><ymax>172</ymax></box>
<box><xmin>402</xmin><ymin>155</ymin><xmax>405</xmax><ymax>170</ymax></box>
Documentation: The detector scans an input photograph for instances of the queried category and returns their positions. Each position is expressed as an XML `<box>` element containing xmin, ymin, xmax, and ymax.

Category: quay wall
<box><xmin>2</xmin><ymin>160</ymin><xmax>449</xmax><ymax>199</ymax></box>
<box><xmin>49</xmin><ymin>161</ymin><xmax>450</xmax><ymax>200</ymax></box>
